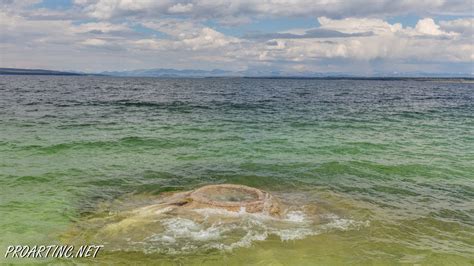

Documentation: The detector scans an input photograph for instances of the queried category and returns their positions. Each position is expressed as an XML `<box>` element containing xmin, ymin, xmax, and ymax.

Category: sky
<box><xmin>0</xmin><ymin>0</ymin><xmax>473</xmax><ymax>75</ymax></box>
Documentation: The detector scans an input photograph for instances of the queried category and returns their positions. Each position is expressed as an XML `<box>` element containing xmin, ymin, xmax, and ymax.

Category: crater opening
<box><xmin>187</xmin><ymin>184</ymin><xmax>278</xmax><ymax>215</ymax></box>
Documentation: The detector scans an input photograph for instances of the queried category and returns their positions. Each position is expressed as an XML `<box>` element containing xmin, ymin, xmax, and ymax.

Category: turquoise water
<box><xmin>0</xmin><ymin>76</ymin><xmax>473</xmax><ymax>264</ymax></box>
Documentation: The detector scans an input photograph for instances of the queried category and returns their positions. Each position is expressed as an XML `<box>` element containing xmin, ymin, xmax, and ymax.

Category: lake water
<box><xmin>0</xmin><ymin>76</ymin><xmax>473</xmax><ymax>264</ymax></box>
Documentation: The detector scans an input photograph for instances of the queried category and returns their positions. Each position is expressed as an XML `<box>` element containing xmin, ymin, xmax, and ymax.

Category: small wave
<box><xmin>320</xmin><ymin>214</ymin><xmax>370</xmax><ymax>231</ymax></box>
<box><xmin>14</xmin><ymin>136</ymin><xmax>199</xmax><ymax>154</ymax></box>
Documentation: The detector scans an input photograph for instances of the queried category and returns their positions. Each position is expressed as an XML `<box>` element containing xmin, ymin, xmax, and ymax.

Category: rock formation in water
<box><xmin>63</xmin><ymin>184</ymin><xmax>353</xmax><ymax>254</ymax></box>
<box><xmin>138</xmin><ymin>184</ymin><xmax>282</xmax><ymax>217</ymax></box>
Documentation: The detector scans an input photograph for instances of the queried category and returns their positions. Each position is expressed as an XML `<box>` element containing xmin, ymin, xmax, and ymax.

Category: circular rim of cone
<box><xmin>190</xmin><ymin>184</ymin><xmax>267</xmax><ymax>208</ymax></box>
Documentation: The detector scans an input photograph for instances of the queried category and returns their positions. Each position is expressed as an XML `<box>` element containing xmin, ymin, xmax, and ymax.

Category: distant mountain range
<box><xmin>1</xmin><ymin>67</ymin><xmax>472</xmax><ymax>78</ymax></box>
<box><xmin>101</xmin><ymin>68</ymin><xmax>234</xmax><ymax>77</ymax></box>
<box><xmin>101</xmin><ymin>68</ymin><xmax>313</xmax><ymax>77</ymax></box>
<box><xmin>100</xmin><ymin>68</ymin><xmax>473</xmax><ymax>78</ymax></box>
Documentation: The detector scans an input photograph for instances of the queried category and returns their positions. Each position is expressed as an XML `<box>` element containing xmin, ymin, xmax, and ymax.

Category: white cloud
<box><xmin>439</xmin><ymin>18</ymin><xmax>474</xmax><ymax>35</ymax></box>
<box><xmin>181</xmin><ymin>27</ymin><xmax>240</xmax><ymax>50</ymax></box>
<box><xmin>0</xmin><ymin>0</ymin><xmax>472</xmax><ymax>74</ymax></box>
<box><xmin>415</xmin><ymin>18</ymin><xmax>445</xmax><ymax>36</ymax></box>
<box><xmin>142</xmin><ymin>19</ymin><xmax>240</xmax><ymax>44</ymax></box>
<box><xmin>0</xmin><ymin>0</ymin><xmax>41</xmax><ymax>8</ymax></box>
<box><xmin>135</xmin><ymin>20</ymin><xmax>241</xmax><ymax>51</ymax></box>
<box><xmin>0</xmin><ymin>10</ymin><xmax>75</xmax><ymax>43</ymax></box>
<box><xmin>245</xmin><ymin>17</ymin><xmax>472</xmax><ymax>66</ymax></box>
<box><xmin>168</xmin><ymin>3</ymin><xmax>193</xmax><ymax>14</ymax></box>
<box><xmin>81</xmin><ymin>38</ymin><xmax>108</xmax><ymax>46</ymax></box>
<box><xmin>142</xmin><ymin>20</ymin><xmax>202</xmax><ymax>39</ymax></box>
<box><xmin>75</xmin><ymin>22</ymin><xmax>131</xmax><ymax>33</ymax></box>
<box><xmin>317</xmin><ymin>17</ymin><xmax>402</xmax><ymax>35</ymax></box>
<box><xmin>75</xmin><ymin>0</ymin><xmax>472</xmax><ymax>21</ymax></box>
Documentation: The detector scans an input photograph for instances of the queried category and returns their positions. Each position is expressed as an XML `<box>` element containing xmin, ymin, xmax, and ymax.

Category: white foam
<box><xmin>150</xmin><ymin>212</ymin><xmax>363</xmax><ymax>252</ymax></box>
<box><xmin>320</xmin><ymin>213</ymin><xmax>370</xmax><ymax>231</ymax></box>
<box><xmin>193</xmin><ymin>207</ymin><xmax>251</xmax><ymax>218</ymax></box>
<box><xmin>284</xmin><ymin>210</ymin><xmax>307</xmax><ymax>223</ymax></box>
<box><xmin>116</xmin><ymin>209</ymin><xmax>369</xmax><ymax>254</ymax></box>
<box><xmin>159</xmin><ymin>217</ymin><xmax>223</xmax><ymax>241</ymax></box>
<box><xmin>192</xmin><ymin>208</ymin><xmax>309</xmax><ymax>224</ymax></box>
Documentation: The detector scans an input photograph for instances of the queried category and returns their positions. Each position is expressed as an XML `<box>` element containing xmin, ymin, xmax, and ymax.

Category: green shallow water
<box><xmin>0</xmin><ymin>76</ymin><xmax>473</xmax><ymax>265</ymax></box>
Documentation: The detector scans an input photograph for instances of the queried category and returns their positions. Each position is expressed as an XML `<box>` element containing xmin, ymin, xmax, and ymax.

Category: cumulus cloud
<box><xmin>135</xmin><ymin>20</ymin><xmax>241</xmax><ymax>52</ymax></box>
<box><xmin>0</xmin><ymin>0</ymin><xmax>472</xmax><ymax>74</ymax></box>
<box><xmin>0</xmin><ymin>0</ymin><xmax>41</xmax><ymax>8</ymax></box>
<box><xmin>167</xmin><ymin>3</ymin><xmax>193</xmax><ymax>14</ymax></box>
<box><xmin>244</xmin><ymin>29</ymin><xmax>373</xmax><ymax>40</ymax></box>
<box><xmin>317</xmin><ymin>17</ymin><xmax>402</xmax><ymax>34</ymax></box>
<box><xmin>415</xmin><ymin>18</ymin><xmax>445</xmax><ymax>35</ymax></box>
<box><xmin>75</xmin><ymin>22</ymin><xmax>131</xmax><ymax>34</ymax></box>
<box><xmin>74</xmin><ymin>0</ymin><xmax>472</xmax><ymax>21</ymax></box>
<box><xmin>439</xmin><ymin>18</ymin><xmax>474</xmax><ymax>35</ymax></box>
<box><xmin>239</xmin><ymin>16</ymin><xmax>472</xmax><ymax>68</ymax></box>
<box><xmin>81</xmin><ymin>38</ymin><xmax>107</xmax><ymax>46</ymax></box>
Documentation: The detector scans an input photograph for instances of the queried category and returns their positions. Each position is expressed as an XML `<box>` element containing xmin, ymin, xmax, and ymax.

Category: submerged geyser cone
<box><xmin>61</xmin><ymin>183</ymin><xmax>365</xmax><ymax>255</ymax></box>
<box><xmin>64</xmin><ymin>184</ymin><xmax>327</xmax><ymax>254</ymax></box>
<box><xmin>110</xmin><ymin>184</ymin><xmax>283</xmax><ymax>221</ymax></box>
<box><xmin>187</xmin><ymin>184</ymin><xmax>281</xmax><ymax>216</ymax></box>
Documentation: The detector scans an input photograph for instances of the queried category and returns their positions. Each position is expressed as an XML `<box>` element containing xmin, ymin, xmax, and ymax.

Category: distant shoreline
<box><xmin>1</xmin><ymin>68</ymin><xmax>472</xmax><ymax>80</ymax></box>
<box><xmin>240</xmin><ymin>76</ymin><xmax>474</xmax><ymax>82</ymax></box>
<box><xmin>0</xmin><ymin>68</ymin><xmax>84</xmax><ymax>76</ymax></box>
